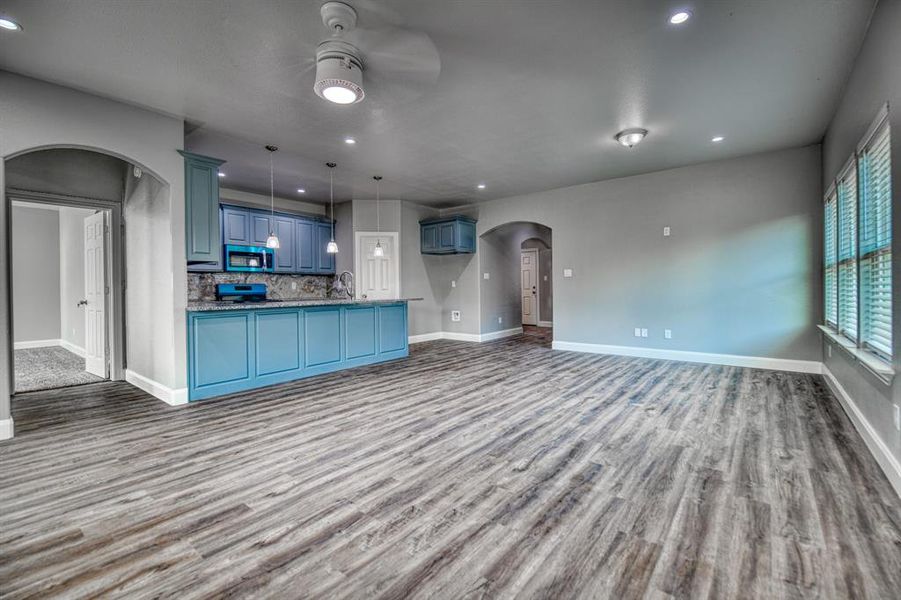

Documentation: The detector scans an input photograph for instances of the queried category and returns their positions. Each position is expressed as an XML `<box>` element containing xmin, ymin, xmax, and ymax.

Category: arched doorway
<box><xmin>478</xmin><ymin>221</ymin><xmax>552</xmax><ymax>345</ymax></box>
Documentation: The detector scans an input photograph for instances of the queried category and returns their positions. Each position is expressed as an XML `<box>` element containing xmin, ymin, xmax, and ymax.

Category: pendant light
<box><xmin>372</xmin><ymin>175</ymin><xmax>384</xmax><ymax>257</ymax></box>
<box><xmin>264</xmin><ymin>145</ymin><xmax>280</xmax><ymax>249</ymax></box>
<box><xmin>326</xmin><ymin>162</ymin><xmax>339</xmax><ymax>254</ymax></box>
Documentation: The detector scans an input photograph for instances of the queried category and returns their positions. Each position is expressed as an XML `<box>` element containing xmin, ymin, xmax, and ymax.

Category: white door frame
<box><xmin>354</xmin><ymin>231</ymin><xmax>400</xmax><ymax>300</ymax></box>
<box><xmin>521</xmin><ymin>247</ymin><xmax>539</xmax><ymax>326</ymax></box>
<box><xmin>6</xmin><ymin>189</ymin><xmax>125</xmax><ymax>388</ymax></box>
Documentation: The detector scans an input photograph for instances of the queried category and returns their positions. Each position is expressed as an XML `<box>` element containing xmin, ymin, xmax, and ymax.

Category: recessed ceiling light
<box><xmin>218</xmin><ymin>172</ymin><xmax>226</xmax><ymax>177</ymax></box>
<box><xmin>615</xmin><ymin>128</ymin><xmax>648</xmax><ymax>148</ymax></box>
<box><xmin>477</xmin><ymin>183</ymin><xmax>486</xmax><ymax>190</ymax></box>
<box><xmin>297</xmin><ymin>188</ymin><xmax>306</xmax><ymax>194</ymax></box>
<box><xmin>0</xmin><ymin>17</ymin><xmax>22</xmax><ymax>31</ymax></box>
<box><xmin>711</xmin><ymin>136</ymin><xmax>725</xmax><ymax>143</ymax></box>
<box><xmin>344</xmin><ymin>137</ymin><xmax>356</xmax><ymax>145</ymax></box>
<box><xmin>669</xmin><ymin>11</ymin><xmax>691</xmax><ymax>24</ymax></box>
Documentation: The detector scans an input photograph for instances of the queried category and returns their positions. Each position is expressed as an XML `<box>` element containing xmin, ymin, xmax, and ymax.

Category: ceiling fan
<box><xmin>312</xmin><ymin>1</ymin><xmax>441</xmax><ymax>105</ymax></box>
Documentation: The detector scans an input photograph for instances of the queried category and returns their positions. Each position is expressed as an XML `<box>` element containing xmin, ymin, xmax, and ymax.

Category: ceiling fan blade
<box><xmin>348</xmin><ymin>26</ymin><xmax>441</xmax><ymax>87</ymax></box>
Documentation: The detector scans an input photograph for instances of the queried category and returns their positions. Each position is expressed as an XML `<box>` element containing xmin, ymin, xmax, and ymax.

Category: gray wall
<box><xmin>479</xmin><ymin>222</ymin><xmax>552</xmax><ymax>333</ymax></box>
<box><xmin>522</xmin><ymin>237</ymin><xmax>553</xmax><ymax>322</ymax></box>
<box><xmin>59</xmin><ymin>206</ymin><xmax>95</xmax><ymax>350</ymax></box>
<box><xmin>400</xmin><ymin>202</ymin><xmax>443</xmax><ymax>335</ymax></box>
<box><xmin>821</xmin><ymin>0</ymin><xmax>900</xmax><ymax>464</ymax></box>
<box><xmin>5</xmin><ymin>149</ymin><xmax>126</xmax><ymax>201</ymax></box>
<box><xmin>11</xmin><ymin>205</ymin><xmax>60</xmax><ymax>343</ymax></box>
<box><xmin>439</xmin><ymin>145</ymin><xmax>823</xmax><ymax>362</ymax></box>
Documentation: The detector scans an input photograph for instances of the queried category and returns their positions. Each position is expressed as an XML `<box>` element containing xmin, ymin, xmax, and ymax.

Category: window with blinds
<box><xmin>824</xmin><ymin>190</ymin><xmax>838</xmax><ymax>327</ymax></box>
<box><xmin>858</xmin><ymin>121</ymin><xmax>891</xmax><ymax>359</ymax></box>
<box><xmin>836</xmin><ymin>163</ymin><xmax>858</xmax><ymax>341</ymax></box>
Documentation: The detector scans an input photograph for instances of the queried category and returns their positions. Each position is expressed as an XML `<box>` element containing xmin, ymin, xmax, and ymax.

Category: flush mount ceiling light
<box><xmin>297</xmin><ymin>188</ymin><xmax>306</xmax><ymax>193</ymax></box>
<box><xmin>711</xmin><ymin>136</ymin><xmax>725</xmax><ymax>143</ymax></box>
<box><xmin>264</xmin><ymin>145</ymin><xmax>280</xmax><ymax>249</ymax></box>
<box><xmin>0</xmin><ymin>17</ymin><xmax>22</xmax><ymax>31</ymax></box>
<box><xmin>615</xmin><ymin>128</ymin><xmax>648</xmax><ymax>148</ymax></box>
<box><xmin>669</xmin><ymin>11</ymin><xmax>692</xmax><ymax>24</ymax></box>
<box><xmin>373</xmin><ymin>175</ymin><xmax>384</xmax><ymax>257</ymax></box>
<box><xmin>477</xmin><ymin>183</ymin><xmax>486</xmax><ymax>190</ymax></box>
<box><xmin>344</xmin><ymin>137</ymin><xmax>356</xmax><ymax>144</ymax></box>
<box><xmin>218</xmin><ymin>172</ymin><xmax>226</xmax><ymax>177</ymax></box>
<box><xmin>326</xmin><ymin>162</ymin><xmax>339</xmax><ymax>254</ymax></box>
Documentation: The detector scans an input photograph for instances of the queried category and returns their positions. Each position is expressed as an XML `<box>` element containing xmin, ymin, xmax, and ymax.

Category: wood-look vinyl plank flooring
<box><xmin>1</xmin><ymin>330</ymin><xmax>899</xmax><ymax>599</ymax></box>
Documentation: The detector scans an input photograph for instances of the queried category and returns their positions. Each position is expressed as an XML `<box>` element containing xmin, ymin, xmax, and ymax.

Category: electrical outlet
<box><xmin>634</xmin><ymin>328</ymin><xmax>642</xmax><ymax>337</ymax></box>
<box><xmin>663</xmin><ymin>226</ymin><xmax>671</xmax><ymax>237</ymax></box>
<box><xmin>291</xmin><ymin>282</ymin><xmax>297</xmax><ymax>290</ymax></box>
<box><xmin>894</xmin><ymin>404</ymin><xmax>900</xmax><ymax>432</ymax></box>
<box><xmin>544</xmin><ymin>275</ymin><xmax>548</xmax><ymax>281</ymax></box>
<box><xmin>483</xmin><ymin>272</ymin><xmax>490</xmax><ymax>280</ymax></box>
<box><xmin>451</xmin><ymin>280</ymin><xmax>456</xmax><ymax>288</ymax></box>
<box><xmin>451</xmin><ymin>310</ymin><xmax>461</xmax><ymax>322</ymax></box>
<box><xmin>498</xmin><ymin>317</ymin><xmax>503</xmax><ymax>324</ymax></box>
<box><xmin>641</xmin><ymin>328</ymin><xmax>648</xmax><ymax>338</ymax></box>
<box><xmin>563</xmin><ymin>268</ymin><xmax>573</xmax><ymax>278</ymax></box>
<box><xmin>664</xmin><ymin>329</ymin><xmax>672</xmax><ymax>339</ymax></box>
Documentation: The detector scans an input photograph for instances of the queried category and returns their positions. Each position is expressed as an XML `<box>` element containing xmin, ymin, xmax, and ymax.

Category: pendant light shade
<box><xmin>326</xmin><ymin>162</ymin><xmax>339</xmax><ymax>254</ymax></box>
<box><xmin>373</xmin><ymin>175</ymin><xmax>384</xmax><ymax>257</ymax></box>
<box><xmin>265</xmin><ymin>145</ymin><xmax>280</xmax><ymax>248</ymax></box>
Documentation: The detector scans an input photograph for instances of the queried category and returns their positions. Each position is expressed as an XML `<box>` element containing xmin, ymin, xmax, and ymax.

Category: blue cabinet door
<box><xmin>304</xmin><ymin>307</ymin><xmax>342</xmax><ymax>366</ymax></box>
<box><xmin>191</xmin><ymin>312</ymin><xmax>252</xmax><ymax>389</ymax></box>
<box><xmin>345</xmin><ymin>306</ymin><xmax>377</xmax><ymax>360</ymax></box>
<box><xmin>438</xmin><ymin>222</ymin><xmax>456</xmax><ymax>251</ymax></box>
<box><xmin>273</xmin><ymin>216</ymin><xmax>295</xmax><ymax>272</ymax></box>
<box><xmin>421</xmin><ymin>224</ymin><xmax>438</xmax><ymax>252</ymax></box>
<box><xmin>222</xmin><ymin>207</ymin><xmax>250</xmax><ymax>245</ymax></box>
<box><xmin>457</xmin><ymin>220</ymin><xmax>476</xmax><ymax>253</ymax></box>
<box><xmin>295</xmin><ymin>219</ymin><xmax>315</xmax><ymax>273</ymax></box>
<box><xmin>316</xmin><ymin>222</ymin><xmax>336</xmax><ymax>273</ymax></box>
<box><xmin>180</xmin><ymin>151</ymin><xmax>225</xmax><ymax>265</ymax></box>
<box><xmin>251</xmin><ymin>214</ymin><xmax>272</xmax><ymax>246</ymax></box>
<box><xmin>255</xmin><ymin>310</ymin><xmax>302</xmax><ymax>377</ymax></box>
<box><xmin>379</xmin><ymin>304</ymin><xmax>408</xmax><ymax>353</ymax></box>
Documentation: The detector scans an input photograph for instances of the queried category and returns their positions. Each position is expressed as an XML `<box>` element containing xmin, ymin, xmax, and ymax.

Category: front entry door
<box><xmin>521</xmin><ymin>249</ymin><xmax>538</xmax><ymax>325</ymax></box>
<box><xmin>84</xmin><ymin>211</ymin><xmax>107</xmax><ymax>377</ymax></box>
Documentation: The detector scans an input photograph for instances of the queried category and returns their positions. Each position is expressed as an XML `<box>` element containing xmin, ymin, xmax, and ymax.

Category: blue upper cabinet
<box><xmin>180</xmin><ymin>150</ymin><xmax>226</xmax><ymax>267</ymax></box>
<box><xmin>420</xmin><ymin>216</ymin><xmax>477</xmax><ymax>254</ymax></box>
<box><xmin>218</xmin><ymin>204</ymin><xmax>335</xmax><ymax>275</ymax></box>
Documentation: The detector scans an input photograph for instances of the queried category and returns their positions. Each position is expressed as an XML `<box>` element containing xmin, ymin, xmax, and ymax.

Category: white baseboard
<box><xmin>537</xmin><ymin>321</ymin><xmax>553</xmax><ymax>328</ymax></box>
<box><xmin>59</xmin><ymin>340</ymin><xmax>86</xmax><ymax>358</ymax></box>
<box><xmin>822</xmin><ymin>366</ymin><xmax>901</xmax><ymax>499</ymax></box>
<box><xmin>14</xmin><ymin>339</ymin><xmax>61</xmax><ymax>350</ymax></box>
<box><xmin>0</xmin><ymin>418</ymin><xmax>13</xmax><ymax>441</ymax></box>
<box><xmin>125</xmin><ymin>369</ymin><xmax>188</xmax><ymax>406</ymax></box>
<box><xmin>409</xmin><ymin>328</ymin><xmax>523</xmax><ymax>344</ymax></box>
<box><xmin>551</xmin><ymin>340</ymin><xmax>823</xmax><ymax>374</ymax></box>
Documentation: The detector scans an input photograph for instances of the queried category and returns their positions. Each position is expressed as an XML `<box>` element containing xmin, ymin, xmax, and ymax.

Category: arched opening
<box><xmin>478</xmin><ymin>221</ymin><xmax>552</xmax><ymax>346</ymax></box>
<box><xmin>4</xmin><ymin>147</ymin><xmax>165</xmax><ymax>395</ymax></box>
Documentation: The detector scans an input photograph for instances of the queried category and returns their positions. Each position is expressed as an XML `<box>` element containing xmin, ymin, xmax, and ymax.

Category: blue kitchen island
<box><xmin>186</xmin><ymin>299</ymin><xmax>414</xmax><ymax>401</ymax></box>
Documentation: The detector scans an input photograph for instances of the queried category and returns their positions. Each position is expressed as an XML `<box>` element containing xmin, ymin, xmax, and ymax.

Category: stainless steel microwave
<box><xmin>224</xmin><ymin>245</ymin><xmax>274</xmax><ymax>272</ymax></box>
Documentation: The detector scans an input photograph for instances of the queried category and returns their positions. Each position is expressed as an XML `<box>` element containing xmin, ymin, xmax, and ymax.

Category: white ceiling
<box><xmin>0</xmin><ymin>0</ymin><xmax>875</xmax><ymax>208</ymax></box>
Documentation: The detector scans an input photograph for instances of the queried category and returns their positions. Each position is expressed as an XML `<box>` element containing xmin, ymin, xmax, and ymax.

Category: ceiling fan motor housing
<box><xmin>314</xmin><ymin>39</ymin><xmax>365</xmax><ymax>104</ymax></box>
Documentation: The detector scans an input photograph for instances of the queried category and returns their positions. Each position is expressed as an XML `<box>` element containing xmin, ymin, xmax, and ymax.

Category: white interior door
<box><xmin>84</xmin><ymin>211</ymin><xmax>107</xmax><ymax>377</ymax></box>
<box><xmin>521</xmin><ymin>249</ymin><xmax>538</xmax><ymax>326</ymax></box>
<box><xmin>355</xmin><ymin>232</ymin><xmax>399</xmax><ymax>300</ymax></box>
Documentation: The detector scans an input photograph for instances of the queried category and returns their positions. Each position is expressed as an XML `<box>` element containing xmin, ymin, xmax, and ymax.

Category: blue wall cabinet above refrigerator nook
<box><xmin>187</xmin><ymin>302</ymin><xmax>409</xmax><ymax>401</ymax></box>
<box><xmin>217</xmin><ymin>204</ymin><xmax>336</xmax><ymax>275</ymax></box>
<box><xmin>180</xmin><ymin>150</ymin><xmax>226</xmax><ymax>269</ymax></box>
<box><xmin>420</xmin><ymin>216</ymin><xmax>477</xmax><ymax>254</ymax></box>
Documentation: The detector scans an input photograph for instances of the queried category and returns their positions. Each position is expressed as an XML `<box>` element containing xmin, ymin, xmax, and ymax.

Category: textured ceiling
<box><xmin>0</xmin><ymin>0</ymin><xmax>875</xmax><ymax>207</ymax></box>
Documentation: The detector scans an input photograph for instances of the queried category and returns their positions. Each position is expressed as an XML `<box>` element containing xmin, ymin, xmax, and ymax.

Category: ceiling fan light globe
<box><xmin>314</xmin><ymin>48</ymin><xmax>365</xmax><ymax>105</ymax></box>
<box><xmin>322</xmin><ymin>85</ymin><xmax>360</xmax><ymax>104</ymax></box>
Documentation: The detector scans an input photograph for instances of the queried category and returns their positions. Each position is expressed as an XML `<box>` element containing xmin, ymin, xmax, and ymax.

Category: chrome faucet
<box><xmin>334</xmin><ymin>271</ymin><xmax>354</xmax><ymax>299</ymax></box>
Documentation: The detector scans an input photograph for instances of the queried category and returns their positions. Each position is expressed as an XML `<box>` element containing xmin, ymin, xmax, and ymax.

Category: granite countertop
<box><xmin>187</xmin><ymin>298</ymin><xmax>423</xmax><ymax>312</ymax></box>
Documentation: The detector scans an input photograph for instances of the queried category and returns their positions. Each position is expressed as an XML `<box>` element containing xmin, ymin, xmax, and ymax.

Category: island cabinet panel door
<box><xmin>255</xmin><ymin>311</ymin><xmax>302</xmax><ymax>377</ymax></box>
<box><xmin>222</xmin><ymin>208</ymin><xmax>251</xmax><ymax>245</ymax></box>
<box><xmin>295</xmin><ymin>219</ymin><xmax>315</xmax><ymax>272</ymax></box>
<box><xmin>304</xmin><ymin>307</ymin><xmax>342</xmax><ymax>367</ymax></box>
<box><xmin>345</xmin><ymin>306</ymin><xmax>377</xmax><ymax>360</ymax></box>
<box><xmin>378</xmin><ymin>304</ymin><xmax>408</xmax><ymax>353</ymax></box>
<box><xmin>192</xmin><ymin>313</ymin><xmax>252</xmax><ymax>388</ymax></box>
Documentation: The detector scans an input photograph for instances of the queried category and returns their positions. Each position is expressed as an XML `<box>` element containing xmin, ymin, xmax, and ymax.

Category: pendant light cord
<box><xmin>269</xmin><ymin>151</ymin><xmax>275</xmax><ymax>217</ymax></box>
<box><xmin>329</xmin><ymin>164</ymin><xmax>336</xmax><ymax>240</ymax></box>
<box><xmin>375</xmin><ymin>178</ymin><xmax>380</xmax><ymax>233</ymax></box>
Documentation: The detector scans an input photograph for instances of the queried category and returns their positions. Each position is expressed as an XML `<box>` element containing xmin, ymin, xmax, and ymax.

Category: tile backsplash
<box><xmin>188</xmin><ymin>272</ymin><xmax>334</xmax><ymax>302</ymax></box>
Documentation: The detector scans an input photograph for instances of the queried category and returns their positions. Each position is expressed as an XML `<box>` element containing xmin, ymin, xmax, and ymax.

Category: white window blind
<box><xmin>824</xmin><ymin>190</ymin><xmax>838</xmax><ymax>327</ymax></box>
<box><xmin>858</xmin><ymin>122</ymin><xmax>892</xmax><ymax>358</ymax></box>
<box><xmin>836</xmin><ymin>163</ymin><xmax>858</xmax><ymax>341</ymax></box>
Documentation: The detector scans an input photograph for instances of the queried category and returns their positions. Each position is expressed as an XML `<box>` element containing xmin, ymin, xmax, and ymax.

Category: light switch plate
<box><xmin>634</xmin><ymin>328</ymin><xmax>641</xmax><ymax>337</ymax></box>
<box><xmin>498</xmin><ymin>317</ymin><xmax>503</xmax><ymax>324</ymax></box>
<box><xmin>663</xmin><ymin>226</ymin><xmax>671</xmax><ymax>237</ymax></box>
<box><xmin>664</xmin><ymin>329</ymin><xmax>672</xmax><ymax>339</ymax></box>
<box><xmin>483</xmin><ymin>272</ymin><xmax>490</xmax><ymax>280</ymax></box>
<box><xmin>563</xmin><ymin>268</ymin><xmax>573</xmax><ymax>278</ymax></box>
<box><xmin>451</xmin><ymin>280</ymin><xmax>456</xmax><ymax>288</ymax></box>
<box><xmin>451</xmin><ymin>310</ymin><xmax>461</xmax><ymax>322</ymax></box>
<box><xmin>894</xmin><ymin>404</ymin><xmax>900</xmax><ymax>432</ymax></box>
<box><xmin>641</xmin><ymin>328</ymin><xmax>648</xmax><ymax>338</ymax></box>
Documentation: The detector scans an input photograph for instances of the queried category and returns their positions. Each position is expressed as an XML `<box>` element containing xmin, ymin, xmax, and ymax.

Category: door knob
<box><xmin>77</xmin><ymin>299</ymin><xmax>88</xmax><ymax>307</ymax></box>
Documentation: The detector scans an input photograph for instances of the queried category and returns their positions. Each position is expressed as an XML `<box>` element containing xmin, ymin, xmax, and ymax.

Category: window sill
<box><xmin>818</xmin><ymin>325</ymin><xmax>894</xmax><ymax>385</ymax></box>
